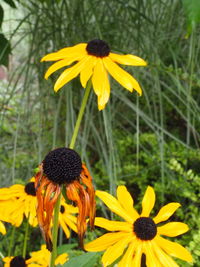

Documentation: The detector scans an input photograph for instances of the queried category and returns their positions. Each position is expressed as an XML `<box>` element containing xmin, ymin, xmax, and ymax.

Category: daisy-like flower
<box><xmin>41</xmin><ymin>39</ymin><xmax>147</xmax><ymax>110</ymax></box>
<box><xmin>0</xmin><ymin>220</ymin><xmax>6</xmax><ymax>235</ymax></box>
<box><xmin>85</xmin><ymin>186</ymin><xmax>193</xmax><ymax>267</ymax></box>
<box><xmin>35</xmin><ymin>147</ymin><xmax>95</xmax><ymax>251</ymax></box>
<box><xmin>3</xmin><ymin>245</ymin><xmax>68</xmax><ymax>267</ymax></box>
<box><xmin>0</xmin><ymin>178</ymin><xmax>37</xmax><ymax>227</ymax></box>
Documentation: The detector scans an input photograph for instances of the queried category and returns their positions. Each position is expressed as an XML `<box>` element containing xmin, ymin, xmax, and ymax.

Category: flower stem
<box><xmin>8</xmin><ymin>226</ymin><xmax>15</xmax><ymax>256</ymax></box>
<box><xmin>49</xmin><ymin>80</ymin><xmax>92</xmax><ymax>267</ymax></box>
<box><xmin>22</xmin><ymin>219</ymin><xmax>29</xmax><ymax>258</ymax></box>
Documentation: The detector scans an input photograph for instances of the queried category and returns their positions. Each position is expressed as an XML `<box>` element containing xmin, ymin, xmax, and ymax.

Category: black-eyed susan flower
<box><xmin>85</xmin><ymin>185</ymin><xmax>192</xmax><ymax>267</ymax></box>
<box><xmin>41</xmin><ymin>39</ymin><xmax>147</xmax><ymax>110</ymax></box>
<box><xmin>59</xmin><ymin>199</ymin><xmax>78</xmax><ymax>238</ymax></box>
<box><xmin>3</xmin><ymin>245</ymin><xmax>68</xmax><ymax>267</ymax></box>
<box><xmin>35</xmin><ymin>147</ymin><xmax>95</xmax><ymax>251</ymax></box>
<box><xmin>0</xmin><ymin>220</ymin><xmax>6</xmax><ymax>235</ymax></box>
<box><xmin>0</xmin><ymin>178</ymin><xmax>37</xmax><ymax>227</ymax></box>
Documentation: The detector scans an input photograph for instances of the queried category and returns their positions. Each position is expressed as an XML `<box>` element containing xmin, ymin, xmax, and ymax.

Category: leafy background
<box><xmin>0</xmin><ymin>0</ymin><xmax>200</xmax><ymax>266</ymax></box>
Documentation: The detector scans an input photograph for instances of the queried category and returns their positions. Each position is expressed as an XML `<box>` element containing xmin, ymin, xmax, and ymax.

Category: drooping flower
<box><xmin>41</xmin><ymin>39</ymin><xmax>147</xmax><ymax>110</ymax></box>
<box><xmin>85</xmin><ymin>186</ymin><xmax>192</xmax><ymax>266</ymax></box>
<box><xmin>0</xmin><ymin>178</ymin><xmax>38</xmax><ymax>227</ymax></box>
<box><xmin>35</xmin><ymin>147</ymin><xmax>95</xmax><ymax>251</ymax></box>
<box><xmin>3</xmin><ymin>245</ymin><xmax>68</xmax><ymax>267</ymax></box>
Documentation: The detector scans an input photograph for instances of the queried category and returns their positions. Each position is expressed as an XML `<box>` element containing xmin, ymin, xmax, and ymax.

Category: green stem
<box><xmin>8</xmin><ymin>226</ymin><xmax>15</xmax><ymax>256</ymax></box>
<box><xmin>49</xmin><ymin>80</ymin><xmax>92</xmax><ymax>267</ymax></box>
<box><xmin>22</xmin><ymin>219</ymin><xmax>29</xmax><ymax>258</ymax></box>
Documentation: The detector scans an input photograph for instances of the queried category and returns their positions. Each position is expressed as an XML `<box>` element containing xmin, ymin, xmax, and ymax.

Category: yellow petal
<box><xmin>117</xmin><ymin>238</ymin><xmax>137</xmax><ymax>267</ymax></box>
<box><xmin>143</xmin><ymin>241</ymin><xmax>162</xmax><ymax>267</ymax></box>
<box><xmin>141</xmin><ymin>186</ymin><xmax>155</xmax><ymax>217</ymax></box>
<box><xmin>103</xmin><ymin>57</ymin><xmax>142</xmax><ymax>95</ymax></box>
<box><xmin>156</xmin><ymin>236</ymin><xmax>193</xmax><ymax>263</ymax></box>
<box><xmin>92</xmin><ymin>58</ymin><xmax>110</xmax><ymax>110</ymax></box>
<box><xmin>80</xmin><ymin>56</ymin><xmax>96</xmax><ymax>88</ymax></box>
<box><xmin>94</xmin><ymin>217</ymin><xmax>132</xmax><ymax>232</ymax></box>
<box><xmin>54</xmin><ymin>56</ymin><xmax>89</xmax><ymax>92</ymax></box>
<box><xmin>131</xmin><ymin>242</ymin><xmax>143</xmax><ymax>267</ymax></box>
<box><xmin>55</xmin><ymin>253</ymin><xmax>68</xmax><ymax>265</ymax></box>
<box><xmin>96</xmin><ymin>190</ymin><xmax>133</xmax><ymax>223</ymax></box>
<box><xmin>44</xmin><ymin>55</ymin><xmax>84</xmax><ymax>79</ymax></box>
<box><xmin>0</xmin><ymin>221</ymin><xmax>6</xmax><ymax>235</ymax></box>
<box><xmin>158</xmin><ymin>222</ymin><xmax>189</xmax><ymax>237</ymax></box>
<box><xmin>59</xmin><ymin>219</ymin><xmax>70</xmax><ymax>238</ymax></box>
<box><xmin>152</xmin><ymin>240</ymin><xmax>179</xmax><ymax>267</ymax></box>
<box><xmin>41</xmin><ymin>43</ymin><xmax>87</xmax><ymax>61</ymax></box>
<box><xmin>117</xmin><ymin>186</ymin><xmax>139</xmax><ymax>220</ymax></box>
<box><xmin>102</xmin><ymin>233</ymin><xmax>133</xmax><ymax>267</ymax></box>
<box><xmin>85</xmin><ymin>232</ymin><xmax>130</xmax><ymax>252</ymax></box>
<box><xmin>153</xmin><ymin>203</ymin><xmax>181</xmax><ymax>224</ymax></box>
<box><xmin>109</xmin><ymin>53</ymin><xmax>147</xmax><ymax>66</ymax></box>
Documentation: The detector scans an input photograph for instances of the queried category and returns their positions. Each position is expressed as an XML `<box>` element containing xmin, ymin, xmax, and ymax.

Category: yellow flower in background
<box><xmin>0</xmin><ymin>220</ymin><xmax>6</xmax><ymax>235</ymax></box>
<box><xmin>85</xmin><ymin>186</ymin><xmax>192</xmax><ymax>267</ymax></box>
<box><xmin>3</xmin><ymin>245</ymin><xmax>68</xmax><ymax>267</ymax></box>
<box><xmin>41</xmin><ymin>39</ymin><xmax>147</xmax><ymax>110</ymax></box>
<box><xmin>59</xmin><ymin>200</ymin><xmax>78</xmax><ymax>238</ymax></box>
<box><xmin>0</xmin><ymin>178</ymin><xmax>37</xmax><ymax>227</ymax></box>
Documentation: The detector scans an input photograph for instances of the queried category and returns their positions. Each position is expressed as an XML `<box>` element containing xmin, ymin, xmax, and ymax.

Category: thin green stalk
<box><xmin>8</xmin><ymin>226</ymin><xmax>15</xmax><ymax>256</ymax></box>
<box><xmin>22</xmin><ymin>219</ymin><xmax>29</xmax><ymax>258</ymax></box>
<box><xmin>49</xmin><ymin>80</ymin><xmax>92</xmax><ymax>267</ymax></box>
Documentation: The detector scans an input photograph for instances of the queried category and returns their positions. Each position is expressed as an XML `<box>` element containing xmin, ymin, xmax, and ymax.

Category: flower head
<box><xmin>41</xmin><ymin>39</ymin><xmax>147</xmax><ymax>110</ymax></box>
<box><xmin>35</xmin><ymin>147</ymin><xmax>96</xmax><ymax>251</ymax></box>
<box><xmin>0</xmin><ymin>178</ymin><xmax>37</xmax><ymax>227</ymax></box>
<box><xmin>85</xmin><ymin>186</ymin><xmax>192</xmax><ymax>266</ymax></box>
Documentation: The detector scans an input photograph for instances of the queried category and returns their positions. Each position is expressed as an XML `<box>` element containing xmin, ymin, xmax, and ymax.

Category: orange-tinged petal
<box><xmin>102</xmin><ymin>233</ymin><xmax>133</xmax><ymax>267</ymax></box>
<box><xmin>54</xmin><ymin>57</ymin><xmax>89</xmax><ymax>92</ymax></box>
<box><xmin>153</xmin><ymin>203</ymin><xmax>181</xmax><ymax>224</ymax></box>
<box><xmin>117</xmin><ymin>238</ymin><xmax>137</xmax><ymax>267</ymax></box>
<box><xmin>85</xmin><ymin>232</ymin><xmax>130</xmax><ymax>252</ymax></box>
<box><xmin>103</xmin><ymin>57</ymin><xmax>142</xmax><ymax>95</ymax></box>
<box><xmin>41</xmin><ymin>43</ymin><xmax>87</xmax><ymax>61</ymax></box>
<box><xmin>92</xmin><ymin>58</ymin><xmax>110</xmax><ymax>110</ymax></box>
<box><xmin>141</xmin><ymin>186</ymin><xmax>155</xmax><ymax>217</ymax></box>
<box><xmin>80</xmin><ymin>56</ymin><xmax>96</xmax><ymax>88</ymax></box>
<box><xmin>109</xmin><ymin>53</ymin><xmax>147</xmax><ymax>66</ymax></box>
<box><xmin>44</xmin><ymin>55</ymin><xmax>84</xmax><ymax>79</ymax></box>
<box><xmin>158</xmin><ymin>222</ymin><xmax>189</xmax><ymax>237</ymax></box>
<box><xmin>152</xmin><ymin>240</ymin><xmax>179</xmax><ymax>267</ymax></box>
<box><xmin>117</xmin><ymin>186</ymin><xmax>139</xmax><ymax>220</ymax></box>
<box><xmin>96</xmin><ymin>190</ymin><xmax>133</xmax><ymax>223</ymax></box>
<box><xmin>156</xmin><ymin>236</ymin><xmax>193</xmax><ymax>263</ymax></box>
<box><xmin>94</xmin><ymin>217</ymin><xmax>132</xmax><ymax>232</ymax></box>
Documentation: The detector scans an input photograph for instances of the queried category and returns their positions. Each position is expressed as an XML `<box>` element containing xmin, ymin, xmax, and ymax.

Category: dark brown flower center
<box><xmin>60</xmin><ymin>205</ymin><xmax>65</xmax><ymax>214</ymax></box>
<box><xmin>24</xmin><ymin>182</ymin><xmax>36</xmax><ymax>196</ymax></box>
<box><xmin>86</xmin><ymin>39</ymin><xmax>110</xmax><ymax>57</ymax></box>
<box><xmin>43</xmin><ymin>147</ymin><xmax>82</xmax><ymax>185</ymax></box>
<box><xmin>10</xmin><ymin>256</ymin><xmax>26</xmax><ymax>267</ymax></box>
<box><xmin>133</xmin><ymin>217</ymin><xmax>157</xmax><ymax>240</ymax></box>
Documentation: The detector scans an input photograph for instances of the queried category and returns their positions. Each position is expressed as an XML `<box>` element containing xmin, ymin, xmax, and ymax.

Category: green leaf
<box><xmin>0</xmin><ymin>33</ymin><xmax>11</xmax><ymax>67</ymax></box>
<box><xmin>0</xmin><ymin>5</ymin><xmax>3</xmax><ymax>28</ymax></box>
<box><xmin>59</xmin><ymin>252</ymin><xmax>99</xmax><ymax>267</ymax></box>
<box><xmin>2</xmin><ymin>0</ymin><xmax>17</xmax><ymax>8</ymax></box>
<box><xmin>183</xmin><ymin>0</ymin><xmax>200</xmax><ymax>33</ymax></box>
<box><xmin>57</xmin><ymin>244</ymin><xmax>77</xmax><ymax>254</ymax></box>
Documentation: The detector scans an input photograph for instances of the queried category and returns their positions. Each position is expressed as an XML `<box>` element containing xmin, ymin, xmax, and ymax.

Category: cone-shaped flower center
<box><xmin>133</xmin><ymin>217</ymin><xmax>157</xmax><ymax>240</ymax></box>
<box><xmin>24</xmin><ymin>182</ymin><xmax>36</xmax><ymax>196</ymax></box>
<box><xmin>86</xmin><ymin>39</ymin><xmax>110</xmax><ymax>57</ymax></box>
<box><xmin>10</xmin><ymin>256</ymin><xmax>26</xmax><ymax>267</ymax></box>
<box><xmin>60</xmin><ymin>205</ymin><xmax>65</xmax><ymax>214</ymax></box>
<box><xmin>43</xmin><ymin>147</ymin><xmax>82</xmax><ymax>185</ymax></box>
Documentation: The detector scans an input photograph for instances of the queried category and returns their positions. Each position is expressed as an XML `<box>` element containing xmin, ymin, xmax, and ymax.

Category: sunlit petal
<box><xmin>141</xmin><ymin>186</ymin><xmax>155</xmax><ymax>217</ymax></box>
<box><xmin>80</xmin><ymin>56</ymin><xmax>96</xmax><ymax>88</ymax></box>
<box><xmin>117</xmin><ymin>238</ymin><xmax>137</xmax><ymax>267</ymax></box>
<box><xmin>158</xmin><ymin>222</ymin><xmax>189</xmax><ymax>237</ymax></box>
<box><xmin>94</xmin><ymin>217</ymin><xmax>132</xmax><ymax>232</ymax></box>
<box><xmin>131</xmin><ymin>242</ymin><xmax>142</xmax><ymax>267</ymax></box>
<box><xmin>153</xmin><ymin>203</ymin><xmax>181</xmax><ymax>224</ymax></box>
<box><xmin>109</xmin><ymin>53</ymin><xmax>147</xmax><ymax>66</ymax></box>
<box><xmin>143</xmin><ymin>241</ymin><xmax>162</xmax><ymax>267</ymax></box>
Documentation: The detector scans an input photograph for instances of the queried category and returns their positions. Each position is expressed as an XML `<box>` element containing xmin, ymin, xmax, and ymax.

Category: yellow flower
<box><xmin>3</xmin><ymin>245</ymin><xmax>68</xmax><ymax>267</ymax></box>
<box><xmin>0</xmin><ymin>220</ymin><xmax>6</xmax><ymax>235</ymax></box>
<box><xmin>0</xmin><ymin>178</ymin><xmax>37</xmax><ymax>227</ymax></box>
<box><xmin>41</xmin><ymin>39</ymin><xmax>147</xmax><ymax>110</ymax></box>
<box><xmin>85</xmin><ymin>186</ymin><xmax>192</xmax><ymax>267</ymax></box>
